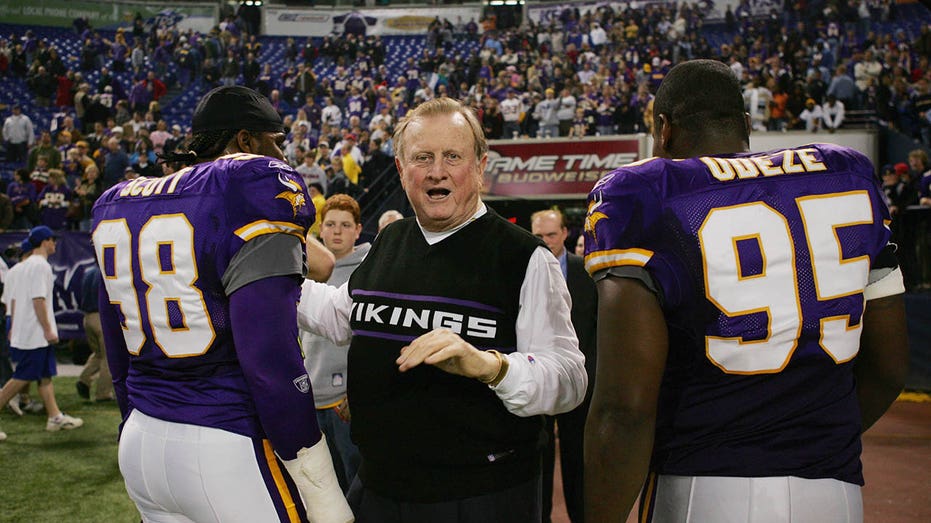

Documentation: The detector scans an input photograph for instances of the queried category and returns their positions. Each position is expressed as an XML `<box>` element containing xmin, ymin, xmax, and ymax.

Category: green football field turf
<box><xmin>0</xmin><ymin>376</ymin><xmax>139</xmax><ymax>522</ymax></box>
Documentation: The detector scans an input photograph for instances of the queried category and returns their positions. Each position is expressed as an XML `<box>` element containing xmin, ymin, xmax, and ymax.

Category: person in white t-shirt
<box><xmin>500</xmin><ymin>89</ymin><xmax>523</xmax><ymax>139</ymax></box>
<box><xmin>822</xmin><ymin>95</ymin><xmax>845</xmax><ymax>132</ymax></box>
<box><xmin>0</xmin><ymin>226</ymin><xmax>83</xmax><ymax>440</ymax></box>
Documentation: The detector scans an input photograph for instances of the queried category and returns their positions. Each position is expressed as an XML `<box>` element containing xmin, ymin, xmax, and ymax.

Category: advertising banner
<box><xmin>484</xmin><ymin>137</ymin><xmax>641</xmax><ymax>199</ymax></box>
<box><xmin>525</xmin><ymin>1</ymin><xmax>777</xmax><ymax>24</ymax></box>
<box><xmin>0</xmin><ymin>0</ymin><xmax>216</xmax><ymax>33</ymax></box>
<box><xmin>527</xmin><ymin>1</ymin><xmax>676</xmax><ymax>26</ymax></box>
<box><xmin>264</xmin><ymin>6</ymin><xmax>482</xmax><ymax>38</ymax></box>
<box><xmin>0</xmin><ymin>231</ymin><xmax>95</xmax><ymax>340</ymax></box>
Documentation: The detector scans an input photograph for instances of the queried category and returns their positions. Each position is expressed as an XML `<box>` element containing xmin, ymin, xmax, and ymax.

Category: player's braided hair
<box><xmin>157</xmin><ymin>129</ymin><xmax>241</xmax><ymax>166</ymax></box>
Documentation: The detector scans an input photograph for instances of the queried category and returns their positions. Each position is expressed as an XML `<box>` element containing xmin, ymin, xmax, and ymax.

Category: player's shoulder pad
<box><xmin>591</xmin><ymin>156</ymin><xmax>667</xmax><ymax>197</ymax></box>
<box><xmin>799</xmin><ymin>142</ymin><xmax>874</xmax><ymax>177</ymax></box>
<box><xmin>94</xmin><ymin>178</ymin><xmax>133</xmax><ymax>208</ymax></box>
<box><xmin>224</xmin><ymin>154</ymin><xmax>313</xmax><ymax>243</ymax></box>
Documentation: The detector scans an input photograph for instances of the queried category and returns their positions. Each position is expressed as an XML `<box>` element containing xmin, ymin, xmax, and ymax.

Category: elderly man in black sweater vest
<box><xmin>299</xmin><ymin>97</ymin><xmax>588</xmax><ymax>522</ymax></box>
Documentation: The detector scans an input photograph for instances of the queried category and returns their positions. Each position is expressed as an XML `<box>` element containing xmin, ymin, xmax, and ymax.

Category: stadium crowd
<box><xmin>1</xmin><ymin>2</ymin><xmax>930</xmax><ymax>260</ymax></box>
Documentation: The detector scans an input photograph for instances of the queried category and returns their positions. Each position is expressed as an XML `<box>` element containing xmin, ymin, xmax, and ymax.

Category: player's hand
<box><xmin>44</xmin><ymin>329</ymin><xmax>58</xmax><ymax>344</ymax></box>
<box><xmin>396</xmin><ymin>328</ymin><xmax>499</xmax><ymax>381</ymax></box>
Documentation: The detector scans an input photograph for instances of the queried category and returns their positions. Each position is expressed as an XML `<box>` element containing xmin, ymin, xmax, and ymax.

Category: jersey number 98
<box><xmin>93</xmin><ymin>215</ymin><xmax>216</xmax><ymax>357</ymax></box>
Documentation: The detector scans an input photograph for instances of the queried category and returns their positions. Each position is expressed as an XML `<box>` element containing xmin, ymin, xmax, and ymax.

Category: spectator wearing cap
<box><xmin>799</xmin><ymin>98</ymin><xmax>823</xmax><ymax>132</ymax></box>
<box><xmin>883</xmin><ymin>163</ymin><xmax>917</xmax><ymax>217</ymax></box>
<box><xmin>0</xmin><ymin>225</ymin><xmax>84</xmax><ymax>439</ymax></box>
<box><xmin>55</xmin><ymin>130</ymin><xmax>73</xmax><ymax>155</ymax></box>
<box><xmin>2</xmin><ymin>105</ymin><xmax>34</xmax><ymax>165</ymax></box>
<box><xmin>73</xmin><ymin>140</ymin><xmax>93</xmax><ymax>167</ymax></box>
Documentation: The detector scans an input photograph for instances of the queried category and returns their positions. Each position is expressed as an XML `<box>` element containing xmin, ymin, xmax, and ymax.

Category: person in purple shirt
<box><xmin>110</xmin><ymin>33</ymin><xmax>128</xmax><ymax>72</ymax></box>
<box><xmin>92</xmin><ymin>86</ymin><xmax>351</xmax><ymax>522</ymax></box>
<box><xmin>8</xmin><ymin>168</ymin><xmax>37</xmax><ymax>229</ymax></box>
<box><xmin>128</xmin><ymin>77</ymin><xmax>151</xmax><ymax>114</ymax></box>
<box><xmin>585</xmin><ymin>60</ymin><xmax>909</xmax><ymax>522</ymax></box>
<box><xmin>37</xmin><ymin>169</ymin><xmax>70</xmax><ymax>230</ymax></box>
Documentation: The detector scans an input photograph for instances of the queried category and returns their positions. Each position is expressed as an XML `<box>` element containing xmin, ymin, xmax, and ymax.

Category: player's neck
<box><xmin>680</xmin><ymin>138</ymin><xmax>749</xmax><ymax>158</ymax></box>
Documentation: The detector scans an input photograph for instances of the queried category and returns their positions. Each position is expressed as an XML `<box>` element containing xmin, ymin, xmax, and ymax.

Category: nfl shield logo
<box><xmin>293</xmin><ymin>375</ymin><xmax>311</xmax><ymax>393</ymax></box>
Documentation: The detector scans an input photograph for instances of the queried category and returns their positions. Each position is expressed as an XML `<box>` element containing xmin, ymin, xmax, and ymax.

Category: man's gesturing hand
<box><xmin>396</xmin><ymin>328</ymin><xmax>501</xmax><ymax>382</ymax></box>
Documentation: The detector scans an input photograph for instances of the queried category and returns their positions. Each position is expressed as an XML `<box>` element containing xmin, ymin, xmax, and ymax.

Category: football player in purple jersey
<box><xmin>584</xmin><ymin>60</ymin><xmax>909</xmax><ymax>522</ymax></box>
<box><xmin>92</xmin><ymin>86</ymin><xmax>352</xmax><ymax>523</ymax></box>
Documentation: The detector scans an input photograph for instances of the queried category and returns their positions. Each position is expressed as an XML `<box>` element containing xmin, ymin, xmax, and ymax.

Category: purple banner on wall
<box><xmin>0</xmin><ymin>231</ymin><xmax>96</xmax><ymax>340</ymax></box>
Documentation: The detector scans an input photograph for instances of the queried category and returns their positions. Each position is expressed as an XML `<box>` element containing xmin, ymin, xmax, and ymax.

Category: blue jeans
<box><xmin>317</xmin><ymin>406</ymin><xmax>361</xmax><ymax>492</ymax></box>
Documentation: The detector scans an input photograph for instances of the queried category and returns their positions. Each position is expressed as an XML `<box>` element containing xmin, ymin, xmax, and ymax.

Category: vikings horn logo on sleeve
<box><xmin>275</xmin><ymin>170</ymin><xmax>307</xmax><ymax>218</ymax></box>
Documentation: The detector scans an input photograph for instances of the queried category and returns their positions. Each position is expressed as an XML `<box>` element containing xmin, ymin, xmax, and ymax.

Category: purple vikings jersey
<box><xmin>346</xmin><ymin>95</ymin><xmax>366</xmax><ymax>119</ymax></box>
<box><xmin>585</xmin><ymin>143</ymin><xmax>892</xmax><ymax>485</ymax></box>
<box><xmin>91</xmin><ymin>153</ymin><xmax>313</xmax><ymax>439</ymax></box>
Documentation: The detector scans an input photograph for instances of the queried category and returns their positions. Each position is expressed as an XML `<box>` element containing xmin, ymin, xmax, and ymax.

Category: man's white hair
<box><xmin>378</xmin><ymin>210</ymin><xmax>404</xmax><ymax>231</ymax></box>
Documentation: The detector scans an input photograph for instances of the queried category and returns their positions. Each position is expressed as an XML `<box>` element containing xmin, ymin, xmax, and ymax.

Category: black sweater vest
<box><xmin>347</xmin><ymin>209</ymin><xmax>545</xmax><ymax>502</ymax></box>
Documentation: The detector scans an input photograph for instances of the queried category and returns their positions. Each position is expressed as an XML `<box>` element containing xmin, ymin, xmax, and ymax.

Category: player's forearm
<box><xmin>305</xmin><ymin>231</ymin><xmax>335</xmax><ymax>283</ymax></box>
<box><xmin>855</xmin><ymin>293</ymin><xmax>909</xmax><ymax>431</ymax></box>
<box><xmin>585</xmin><ymin>276</ymin><xmax>668</xmax><ymax>521</ymax></box>
<box><xmin>231</xmin><ymin>276</ymin><xmax>322</xmax><ymax>460</ymax></box>
<box><xmin>585</xmin><ymin>408</ymin><xmax>654</xmax><ymax>522</ymax></box>
<box><xmin>99</xmin><ymin>286</ymin><xmax>131</xmax><ymax>418</ymax></box>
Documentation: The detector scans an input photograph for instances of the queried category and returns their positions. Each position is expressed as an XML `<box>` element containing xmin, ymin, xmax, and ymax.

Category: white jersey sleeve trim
<box><xmin>863</xmin><ymin>266</ymin><xmax>905</xmax><ymax>301</ymax></box>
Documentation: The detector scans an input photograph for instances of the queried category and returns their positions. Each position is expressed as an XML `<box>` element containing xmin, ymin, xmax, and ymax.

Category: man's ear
<box><xmin>395</xmin><ymin>157</ymin><xmax>406</xmax><ymax>190</ymax></box>
<box><xmin>657</xmin><ymin>113</ymin><xmax>674</xmax><ymax>153</ymax></box>
<box><xmin>234</xmin><ymin>130</ymin><xmax>254</xmax><ymax>154</ymax></box>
